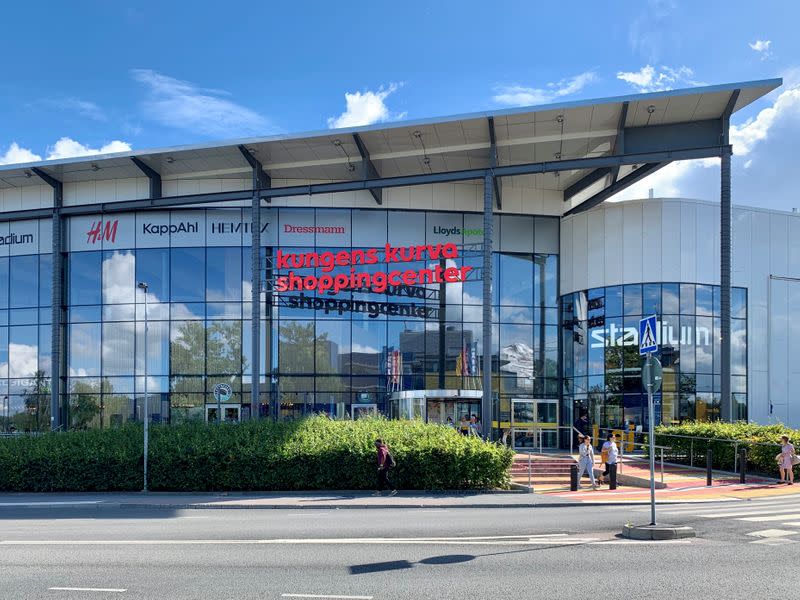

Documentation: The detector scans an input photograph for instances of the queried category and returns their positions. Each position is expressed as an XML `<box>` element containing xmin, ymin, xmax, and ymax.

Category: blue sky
<box><xmin>1</xmin><ymin>0</ymin><xmax>798</xmax><ymax>210</ymax></box>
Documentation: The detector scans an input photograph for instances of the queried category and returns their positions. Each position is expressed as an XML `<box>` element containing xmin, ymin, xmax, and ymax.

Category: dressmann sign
<box><xmin>590</xmin><ymin>321</ymin><xmax>712</xmax><ymax>349</ymax></box>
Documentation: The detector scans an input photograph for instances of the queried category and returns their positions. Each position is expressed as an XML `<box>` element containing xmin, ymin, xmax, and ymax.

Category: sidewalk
<box><xmin>537</xmin><ymin>455</ymin><xmax>800</xmax><ymax>503</ymax></box>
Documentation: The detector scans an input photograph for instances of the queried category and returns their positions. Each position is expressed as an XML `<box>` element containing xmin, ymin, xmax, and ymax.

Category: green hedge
<box><xmin>0</xmin><ymin>416</ymin><xmax>513</xmax><ymax>492</ymax></box>
<box><xmin>653</xmin><ymin>421</ymin><xmax>799</xmax><ymax>476</ymax></box>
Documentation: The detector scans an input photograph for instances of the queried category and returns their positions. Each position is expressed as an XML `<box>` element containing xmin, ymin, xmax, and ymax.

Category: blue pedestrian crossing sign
<box><xmin>639</xmin><ymin>315</ymin><xmax>658</xmax><ymax>355</ymax></box>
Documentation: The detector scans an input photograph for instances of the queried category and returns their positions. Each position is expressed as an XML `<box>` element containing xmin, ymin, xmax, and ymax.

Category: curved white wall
<box><xmin>561</xmin><ymin>197</ymin><xmax>800</xmax><ymax>428</ymax></box>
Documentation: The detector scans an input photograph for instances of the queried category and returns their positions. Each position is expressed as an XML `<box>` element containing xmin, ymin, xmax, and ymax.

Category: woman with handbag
<box><xmin>778</xmin><ymin>435</ymin><xmax>797</xmax><ymax>485</ymax></box>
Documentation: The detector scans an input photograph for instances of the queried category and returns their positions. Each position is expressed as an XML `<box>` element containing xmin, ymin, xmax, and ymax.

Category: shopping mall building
<box><xmin>0</xmin><ymin>77</ymin><xmax>795</xmax><ymax>448</ymax></box>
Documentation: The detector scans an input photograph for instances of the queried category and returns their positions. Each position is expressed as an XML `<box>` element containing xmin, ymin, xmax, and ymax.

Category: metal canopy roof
<box><xmin>0</xmin><ymin>78</ymin><xmax>781</xmax><ymax>215</ymax></box>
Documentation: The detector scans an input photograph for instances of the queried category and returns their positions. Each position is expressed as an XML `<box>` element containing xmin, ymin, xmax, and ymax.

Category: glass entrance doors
<box><xmin>205</xmin><ymin>405</ymin><xmax>241</xmax><ymax>423</ymax></box>
<box><xmin>511</xmin><ymin>398</ymin><xmax>558</xmax><ymax>450</ymax></box>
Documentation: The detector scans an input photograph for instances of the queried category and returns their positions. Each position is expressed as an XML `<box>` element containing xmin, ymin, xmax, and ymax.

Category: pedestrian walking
<box><xmin>576</xmin><ymin>435</ymin><xmax>598</xmax><ymax>490</ymax></box>
<box><xmin>373</xmin><ymin>439</ymin><xmax>397</xmax><ymax>496</ymax></box>
<box><xmin>777</xmin><ymin>435</ymin><xmax>797</xmax><ymax>485</ymax></box>
<box><xmin>598</xmin><ymin>433</ymin><xmax>619</xmax><ymax>486</ymax></box>
<box><xmin>459</xmin><ymin>415</ymin><xmax>470</xmax><ymax>435</ymax></box>
<box><xmin>572</xmin><ymin>413</ymin><xmax>589</xmax><ymax>448</ymax></box>
<box><xmin>469</xmin><ymin>414</ymin><xmax>482</xmax><ymax>437</ymax></box>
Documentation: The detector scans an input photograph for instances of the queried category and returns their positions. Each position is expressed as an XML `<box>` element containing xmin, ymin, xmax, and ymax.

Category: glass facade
<box><xmin>0</xmin><ymin>209</ymin><xmax>561</xmax><ymax>431</ymax></box>
<box><xmin>561</xmin><ymin>283</ymin><xmax>748</xmax><ymax>435</ymax></box>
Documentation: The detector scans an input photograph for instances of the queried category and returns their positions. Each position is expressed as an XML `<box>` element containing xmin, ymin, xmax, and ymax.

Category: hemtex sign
<box><xmin>274</xmin><ymin>243</ymin><xmax>472</xmax><ymax>294</ymax></box>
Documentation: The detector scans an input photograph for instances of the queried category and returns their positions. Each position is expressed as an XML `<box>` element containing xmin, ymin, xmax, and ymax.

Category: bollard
<box><xmin>609</xmin><ymin>463</ymin><xmax>618</xmax><ymax>490</ymax></box>
<box><xmin>739</xmin><ymin>447</ymin><xmax>747</xmax><ymax>484</ymax></box>
<box><xmin>570</xmin><ymin>464</ymin><xmax>578</xmax><ymax>491</ymax></box>
<box><xmin>706</xmin><ymin>448</ymin><xmax>713</xmax><ymax>486</ymax></box>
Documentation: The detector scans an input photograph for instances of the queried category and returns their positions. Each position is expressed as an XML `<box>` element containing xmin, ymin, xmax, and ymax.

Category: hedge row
<box><xmin>653</xmin><ymin>421</ymin><xmax>799</xmax><ymax>476</ymax></box>
<box><xmin>0</xmin><ymin>416</ymin><xmax>514</xmax><ymax>492</ymax></box>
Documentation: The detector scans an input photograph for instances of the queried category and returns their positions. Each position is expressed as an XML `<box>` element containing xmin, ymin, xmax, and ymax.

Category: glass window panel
<box><xmin>102</xmin><ymin>322</ymin><xmax>135</xmax><ymax>376</ymax></box>
<box><xmin>732</xmin><ymin>287</ymin><xmax>747</xmax><ymax>319</ymax></box>
<box><xmin>534</xmin><ymin>254</ymin><xmax>558</xmax><ymax>308</ymax></box>
<box><xmin>103</xmin><ymin>304</ymin><xmax>136</xmax><ymax>322</ymax></box>
<box><xmin>680</xmin><ymin>283</ymin><xmax>695</xmax><ymax>315</ymax></box>
<box><xmin>136</xmin><ymin>248</ymin><xmax>169</xmax><ymax>302</ymax></box>
<box><xmin>587</xmin><ymin>324</ymin><xmax>605</xmax><ymax>375</ymax></box>
<box><xmin>605</xmin><ymin>286</ymin><xmax>622</xmax><ymax>318</ymax></box>
<box><xmin>316</xmin><ymin>320</ymin><xmax>349</xmax><ymax>375</ymax></box>
<box><xmin>206</xmin><ymin>247</ymin><xmax>242</xmax><ymax>302</ymax></box>
<box><xmin>732</xmin><ymin>319</ymin><xmax>747</xmax><ymax>376</ymax></box>
<box><xmin>206</xmin><ymin>303</ymin><xmax>241</xmax><ymax>319</ymax></box>
<box><xmin>206</xmin><ymin>320</ymin><xmax>242</xmax><ymax>375</ymax></box>
<box><xmin>499</xmin><ymin>253</ymin><xmax>533</xmax><ymax>306</ymax></box>
<box><xmin>695</xmin><ymin>316</ymin><xmax>713</xmax><ymax>371</ymax></box>
<box><xmin>696</xmin><ymin>285</ymin><xmax>713</xmax><ymax>316</ymax></box>
<box><xmin>0</xmin><ymin>326</ymin><xmax>7</xmax><ymax>378</ymax></box>
<box><xmin>279</xmin><ymin>320</ymin><xmax>315</xmax><ymax>374</ymax></box>
<box><xmin>662</xmin><ymin>283</ymin><xmax>679</xmax><ymax>314</ymax></box>
<box><xmin>713</xmin><ymin>285</ymin><xmax>722</xmax><ymax>317</ymax></box>
<box><xmin>170</xmin><ymin>303</ymin><xmax>204</xmax><ymax>320</ymax></box>
<box><xmin>713</xmin><ymin>317</ymin><xmax>721</xmax><ymax>375</ymax></box>
<box><xmin>642</xmin><ymin>283</ymin><xmax>661</xmax><ymax>315</ymax></box>
<box><xmin>623</xmin><ymin>284</ymin><xmax>642</xmax><ymax>316</ymax></box>
<box><xmin>102</xmin><ymin>250</ymin><xmax>135</xmax><ymax>305</ymax></box>
<box><xmin>170</xmin><ymin>320</ymin><xmax>206</xmax><ymax>375</ymax></box>
<box><xmin>9</xmin><ymin>326</ymin><xmax>37</xmax><ymax>378</ymax></box>
<box><xmin>0</xmin><ymin>258</ymin><xmax>7</xmax><ymax>309</ymax></box>
<box><xmin>659</xmin><ymin>314</ymin><xmax>680</xmax><ymax>368</ymax></box>
<box><xmin>68</xmin><ymin>305</ymin><xmax>102</xmax><ymax>323</ymax></box>
<box><xmin>68</xmin><ymin>323</ymin><xmax>100</xmax><ymax>377</ymax></box>
<box><xmin>498</xmin><ymin>324</ymin><xmax>533</xmax><ymax>384</ymax></box>
<box><xmin>500</xmin><ymin>306</ymin><xmax>533</xmax><ymax>323</ymax></box>
<box><xmin>351</xmin><ymin>321</ymin><xmax>386</xmax><ymax>376</ymax></box>
<box><xmin>10</xmin><ymin>309</ymin><xmax>38</xmax><ymax>325</ymax></box>
<box><xmin>38</xmin><ymin>325</ymin><xmax>51</xmax><ymax>377</ymax></box>
<box><xmin>9</xmin><ymin>255</ymin><xmax>38</xmax><ymax>308</ymax></box>
<box><xmin>170</xmin><ymin>248</ymin><xmax>205</xmax><ymax>302</ymax></box>
<box><xmin>69</xmin><ymin>252</ymin><xmax>102</xmax><ymax>306</ymax></box>
<box><xmin>680</xmin><ymin>316</ymin><xmax>696</xmax><ymax>372</ymax></box>
<box><xmin>39</xmin><ymin>254</ymin><xmax>52</xmax><ymax>307</ymax></box>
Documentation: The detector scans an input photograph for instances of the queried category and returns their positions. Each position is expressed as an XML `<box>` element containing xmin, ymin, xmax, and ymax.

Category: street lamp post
<box><xmin>137</xmin><ymin>281</ymin><xmax>149</xmax><ymax>492</ymax></box>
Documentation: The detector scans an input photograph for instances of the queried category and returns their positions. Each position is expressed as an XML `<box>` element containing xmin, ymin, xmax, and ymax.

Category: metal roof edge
<box><xmin>0</xmin><ymin>78</ymin><xmax>782</xmax><ymax>175</ymax></box>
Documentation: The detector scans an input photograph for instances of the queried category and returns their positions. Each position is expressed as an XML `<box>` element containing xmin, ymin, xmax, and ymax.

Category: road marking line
<box><xmin>49</xmin><ymin>587</ymin><xmax>126</xmax><ymax>592</ymax></box>
<box><xmin>281</xmin><ymin>595</ymin><xmax>373</xmax><ymax>599</ymax></box>
<box><xmin>750</xmin><ymin>537</ymin><xmax>797</xmax><ymax>545</ymax></box>
<box><xmin>0</xmin><ymin>501</ymin><xmax>102</xmax><ymax>507</ymax></box>
<box><xmin>590</xmin><ymin>540</ymin><xmax>693</xmax><ymax>545</ymax></box>
<box><xmin>746</xmin><ymin>529</ymin><xmax>798</xmax><ymax>538</ymax></box>
<box><xmin>740</xmin><ymin>513</ymin><xmax>800</xmax><ymax>522</ymax></box>
<box><xmin>781</xmin><ymin>522</ymin><xmax>800</xmax><ymax>527</ymax></box>
<box><xmin>643</xmin><ymin>500</ymin><xmax>796</xmax><ymax>513</ymax></box>
<box><xmin>697</xmin><ymin>508</ymin><xmax>800</xmax><ymax>519</ymax></box>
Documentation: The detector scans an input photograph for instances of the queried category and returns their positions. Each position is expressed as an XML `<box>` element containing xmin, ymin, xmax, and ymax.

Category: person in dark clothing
<box><xmin>373</xmin><ymin>439</ymin><xmax>397</xmax><ymax>496</ymax></box>
<box><xmin>573</xmin><ymin>414</ymin><xmax>589</xmax><ymax>447</ymax></box>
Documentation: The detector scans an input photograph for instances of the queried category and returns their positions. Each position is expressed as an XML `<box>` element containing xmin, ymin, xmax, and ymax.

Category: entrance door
<box><xmin>511</xmin><ymin>399</ymin><xmax>558</xmax><ymax>450</ymax></box>
<box><xmin>206</xmin><ymin>405</ymin><xmax>241</xmax><ymax>423</ymax></box>
<box><xmin>351</xmin><ymin>404</ymin><xmax>378</xmax><ymax>419</ymax></box>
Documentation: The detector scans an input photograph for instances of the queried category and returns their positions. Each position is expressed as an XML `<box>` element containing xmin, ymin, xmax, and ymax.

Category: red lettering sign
<box><xmin>86</xmin><ymin>219</ymin><xmax>118</xmax><ymax>244</ymax></box>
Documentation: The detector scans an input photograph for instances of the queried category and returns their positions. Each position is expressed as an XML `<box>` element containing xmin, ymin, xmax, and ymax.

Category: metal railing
<box><xmin>651</xmin><ymin>431</ymin><xmax>784</xmax><ymax>475</ymax></box>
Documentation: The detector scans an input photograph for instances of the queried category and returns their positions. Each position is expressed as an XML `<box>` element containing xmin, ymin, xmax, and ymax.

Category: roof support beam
<box><xmin>611</xmin><ymin>101</ymin><xmax>629</xmax><ymax>183</ymax></box>
<box><xmin>563</xmin><ymin>167</ymin><xmax>612</xmax><ymax>202</ymax></box>
<box><xmin>352</xmin><ymin>133</ymin><xmax>382</xmax><ymax>205</ymax></box>
<box><xmin>130</xmin><ymin>157</ymin><xmax>162</xmax><ymax>199</ymax></box>
<box><xmin>487</xmin><ymin>117</ymin><xmax>502</xmax><ymax>210</ymax></box>
<box><xmin>564</xmin><ymin>162</ymin><xmax>669</xmax><ymax>216</ymax></box>
<box><xmin>0</xmin><ymin>145</ymin><xmax>730</xmax><ymax>223</ymax></box>
<box><xmin>238</xmin><ymin>145</ymin><xmax>271</xmax><ymax>198</ymax></box>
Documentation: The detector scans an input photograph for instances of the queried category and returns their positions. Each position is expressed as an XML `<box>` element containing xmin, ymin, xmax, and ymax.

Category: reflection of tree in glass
<box><xmin>19</xmin><ymin>370</ymin><xmax>50</xmax><ymax>432</ymax></box>
<box><xmin>69</xmin><ymin>379</ymin><xmax>101</xmax><ymax>430</ymax></box>
<box><xmin>278</xmin><ymin>322</ymin><xmax>343</xmax><ymax>404</ymax></box>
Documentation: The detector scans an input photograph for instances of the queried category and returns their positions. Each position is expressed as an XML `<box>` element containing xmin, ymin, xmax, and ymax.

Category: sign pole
<box><xmin>647</xmin><ymin>353</ymin><xmax>656</xmax><ymax>526</ymax></box>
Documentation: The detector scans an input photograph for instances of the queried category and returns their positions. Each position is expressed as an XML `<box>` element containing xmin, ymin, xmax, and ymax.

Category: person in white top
<box><xmin>778</xmin><ymin>435</ymin><xmax>796</xmax><ymax>485</ymax></box>
<box><xmin>598</xmin><ymin>434</ymin><xmax>619</xmax><ymax>485</ymax></box>
<box><xmin>577</xmin><ymin>435</ymin><xmax>597</xmax><ymax>490</ymax></box>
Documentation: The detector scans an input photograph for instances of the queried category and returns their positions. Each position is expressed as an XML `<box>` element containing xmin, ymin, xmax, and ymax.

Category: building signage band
<box><xmin>590</xmin><ymin>321</ymin><xmax>712</xmax><ymax>348</ymax></box>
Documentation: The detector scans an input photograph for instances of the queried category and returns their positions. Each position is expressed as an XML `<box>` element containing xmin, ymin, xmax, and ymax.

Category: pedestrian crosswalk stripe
<box><xmin>746</xmin><ymin>529</ymin><xmax>798</xmax><ymax>538</ymax></box>
<box><xmin>740</xmin><ymin>513</ymin><xmax>800</xmax><ymax>522</ymax></box>
<box><xmin>697</xmin><ymin>507</ymin><xmax>800</xmax><ymax>518</ymax></box>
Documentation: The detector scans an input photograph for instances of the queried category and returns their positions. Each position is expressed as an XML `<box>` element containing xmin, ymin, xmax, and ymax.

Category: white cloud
<box><xmin>0</xmin><ymin>138</ymin><xmax>132</xmax><ymax>165</ymax></box>
<box><xmin>493</xmin><ymin>72</ymin><xmax>597</xmax><ymax>106</ymax></box>
<box><xmin>132</xmin><ymin>69</ymin><xmax>273</xmax><ymax>137</ymax></box>
<box><xmin>0</xmin><ymin>142</ymin><xmax>43</xmax><ymax>165</ymax></box>
<box><xmin>616</xmin><ymin>65</ymin><xmax>702</xmax><ymax>92</ymax></box>
<box><xmin>610</xmin><ymin>83</ymin><xmax>800</xmax><ymax>207</ymax></box>
<box><xmin>327</xmin><ymin>83</ymin><xmax>406</xmax><ymax>129</ymax></box>
<box><xmin>749</xmin><ymin>40</ymin><xmax>772</xmax><ymax>59</ymax></box>
<box><xmin>48</xmin><ymin>97</ymin><xmax>107</xmax><ymax>121</ymax></box>
<box><xmin>46</xmin><ymin>137</ymin><xmax>132</xmax><ymax>160</ymax></box>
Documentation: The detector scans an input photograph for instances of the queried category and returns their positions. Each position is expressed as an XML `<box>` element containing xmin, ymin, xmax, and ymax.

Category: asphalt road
<box><xmin>1</xmin><ymin>499</ymin><xmax>798</xmax><ymax>600</ymax></box>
